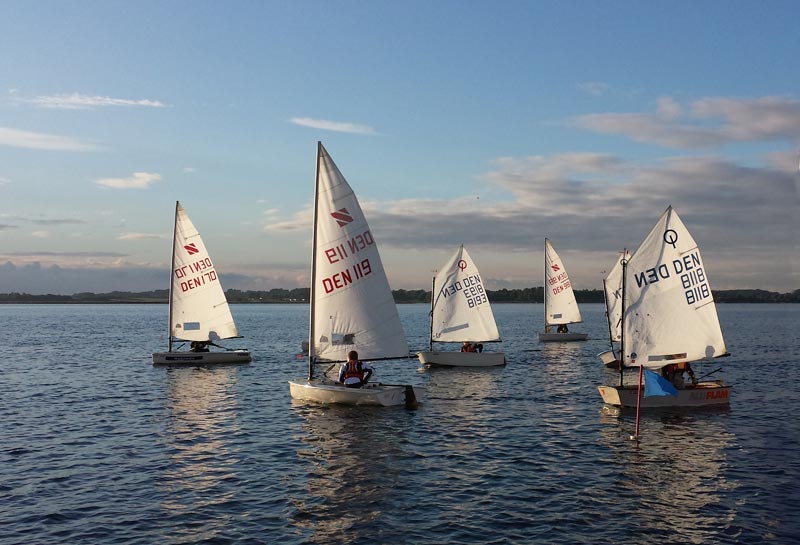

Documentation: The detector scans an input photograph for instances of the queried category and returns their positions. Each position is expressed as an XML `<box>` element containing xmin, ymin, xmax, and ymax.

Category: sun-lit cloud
<box><xmin>13</xmin><ymin>217</ymin><xmax>86</xmax><ymax>226</ymax></box>
<box><xmin>0</xmin><ymin>127</ymin><xmax>97</xmax><ymax>151</ymax></box>
<box><xmin>94</xmin><ymin>172</ymin><xmax>162</xmax><ymax>189</ymax></box>
<box><xmin>2</xmin><ymin>251</ymin><xmax>128</xmax><ymax>258</ymax></box>
<box><xmin>0</xmin><ymin>177</ymin><xmax>10</xmax><ymax>186</ymax></box>
<box><xmin>573</xmin><ymin>95</ymin><xmax>800</xmax><ymax>148</ymax></box>
<box><xmin>117</xmin><ymin>232</ymin><xmax>167</xmax><ymax>240</ymax></box>
<box><xmin>30</xmin><ymin>231</ymin><xmax>50</xmax><ymax>238</ymax></box>
<box><xmin>22</xmin><ymin>93</ymin><xmax>167</xmax><ymax>110</ymax></box>
<box><xmin>182</xmin><ymin>167</ymin><xmax>196</xmax><ymax>174</ymax></box>
<box><xmin>265</xmin><ymin>150</ymin><xmax>796</xmax><ymax>291</ymax></box>
<box><xmin>264</xmin><ymin>208</ymin><xmax>314</xmax><ymax>232</ymax></box>
<box><xmin>289</xmin><ymin>117</ymin><xmax>378</xmax><ymax>135</ymax></box>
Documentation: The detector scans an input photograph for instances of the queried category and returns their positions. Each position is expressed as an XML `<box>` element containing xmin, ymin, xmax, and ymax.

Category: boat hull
<box><xmin>288</xmin><ymin>379</ymin><xmax>425</xmax><ymax>407</ymax></box>
<box><xmin>538</xmin><ymin>332</ymin><xmax>588</xmax><ymax>342</ymax></box>
<box><xmin>597</xmin><ymin>381</ymin><xmax>731</xmax><ymax>408</ymax></box>
<box><xmin>597</xmin><ymin>350</ymin><xmax>621</xmax><ymax>368</ymax></box>
<box><xmin>417</xmin><ymin>351</ymin><xmax>506</xmax><ymax>367</ymax></box>
<box><xmin>152</xmin><ymin>350</ymin><xmax>252</xmax><ymax>365</ymax></box>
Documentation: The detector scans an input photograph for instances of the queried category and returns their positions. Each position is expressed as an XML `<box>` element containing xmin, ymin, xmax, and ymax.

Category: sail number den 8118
<box><xmin>632</xmin><ymin>250</ymin><xmax>711</xmax><ymax>306</ymax></box>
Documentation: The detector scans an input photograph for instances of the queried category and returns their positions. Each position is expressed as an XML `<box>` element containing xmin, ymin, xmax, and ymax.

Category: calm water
<box><xmin>1</xmin><ymin>303</ymin><xmax>798</xmax><ymax>544</ymax></box>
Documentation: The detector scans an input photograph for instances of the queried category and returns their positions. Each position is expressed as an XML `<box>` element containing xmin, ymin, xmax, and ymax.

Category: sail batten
<box><xmin>543</xmin><ymin>239</ymin><xmax>582</xmax><ymax>326</ymax></box>
<box><xmin>622</xmin><ymin>206</ymin><xmax>726</xmax><ymax>369</ymax></box>
<box><xmin>169</xmin><ymin>202</ymin><xmax>239</xmax><ymax>342</ymax></box>
<box><xmin>430</xmin><ymin>246</ymin><xmax>500</xmax><ymax>343</ymax></box>
<box><xmin>310</xmin><ymin>143</ymin><xmax>408</xmax><ymax>362</ymax></box>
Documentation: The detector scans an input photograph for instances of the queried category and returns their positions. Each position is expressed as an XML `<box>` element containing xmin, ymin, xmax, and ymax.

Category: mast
<box><xmin>167</xmin><ymin>201</ymin><xmax>179</xmax><ymax>352</ymax></box>
<box><xmin>428</xmin><ymin>274</ymin><xmax>435</xmax><ymax>351</ymax></box>
<box><xmin>602</xmin><ymin>277</ymin><xmax>614</xmax><ymax>353</ymax></box>
<box><xmin>307</xmin><ymin>142</ymin><xmax>323</xmax><ymax>380</ymax></box>
<box><xmin>543</xmin><ymin>238</ymin><xmax>548</xmax><ymax>333</ymax></box>
<box><xmin>618</xmin><ymin>250</ymin><xmax>627</xmax><ymax>388</ymax></box>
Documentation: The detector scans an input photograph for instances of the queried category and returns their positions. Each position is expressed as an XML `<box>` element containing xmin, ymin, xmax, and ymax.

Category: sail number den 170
<box><xmin>174</xmin><ymin>258</ymin><xmax>218</xmax><ymax>293</ymax></box>
<box><xmin>441</xmin><ymin>274</ymin><xmax>488</xmax><ymax>308</ymax></box>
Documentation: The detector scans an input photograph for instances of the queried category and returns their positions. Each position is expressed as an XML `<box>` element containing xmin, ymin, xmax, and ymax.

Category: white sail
<box><xmin>603</xmin><ymin>250</ymin><xmax>629</xmax><ymax>342</ymax></box>
<box><xmin>623</xmin><ymin>206</ymin><xmax>726</xmax><ymax>369</ymax></box>
<box><xmin>311</xmin><ymin>143</ymin><xmax>408</xmax><ymax>362</ymax></box>
<box><xmin>544</xmin><ymin>239</ymin><xmax>582</xmax><ymax>326</ymax></box>
<box><xmin>431</xmin><ymin>246</ymin><xmax>500</xmax><ymax>343</ymax></box>
<box><xmin>169</xmin><ymin>202</ymin><xmax>239</xmax><ymax>342</ymax></box>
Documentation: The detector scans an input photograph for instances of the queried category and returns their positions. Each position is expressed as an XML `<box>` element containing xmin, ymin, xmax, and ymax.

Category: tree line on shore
<box><xmin>1</xmin><ymin>287</ymin><xmax>798</xmax><ymax>304</ymax></box>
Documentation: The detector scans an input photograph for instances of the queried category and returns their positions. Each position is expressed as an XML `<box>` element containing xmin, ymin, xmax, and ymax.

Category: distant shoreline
<box><xmin>0</xmin><ymin>288</ymin><xmax>797</xmax><ymax>304</ymax></box>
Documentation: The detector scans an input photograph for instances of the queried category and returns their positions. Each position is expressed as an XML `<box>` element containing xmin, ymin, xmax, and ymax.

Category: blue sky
<box><xmin>1</xmin><ymin>1</ymin><xmax>798</xmax><ymax>294</ymax></box>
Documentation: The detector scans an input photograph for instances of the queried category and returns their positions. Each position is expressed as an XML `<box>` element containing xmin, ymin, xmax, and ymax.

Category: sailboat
<box><xmin>597</xmin><ymin>250</ymin><xmax>629</xmax><ymax>367</ymax></box>
<box><xmin>538</xmin><ymin>238</ymin><xmax>588</xmax><ymax>342</ymax></box>
<box><xmin>597</xmin><ymin>206</ymin><xmax>731</xmax><ymax>408</ymax></box>
<box><xmin>417</xmin><ymin>245</ymin><xmax>505</xmax><ymax>367</ymax></box>
<box><xmin>288</xmin><ymin>142</ymin><xmax>423</xmax><ymax>407</ymax></box>
<box><xmin>152</xmin><ymin>202</ymin><xmax>251</xmax><ymax>365</ymax></box>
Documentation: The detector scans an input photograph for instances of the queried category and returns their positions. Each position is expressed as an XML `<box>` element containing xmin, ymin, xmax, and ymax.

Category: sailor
<box><xmin>461</xmin><ymin>342</ymin><xmax>474</xmax><ymax>353</ymax></box>
<box><xmin>338</xmin><ymin>350</ymin><xmax>373</xmax><ymax>388</ymax></box>
<box><xmin>190</xmin><ymin>341</ymin><xmax>210</xmax><ymax>352</ymax></box>
<box><xmin>557</xmin><ymin>324</ymin><xmax>569</xmax><ymax>333</ymax></box>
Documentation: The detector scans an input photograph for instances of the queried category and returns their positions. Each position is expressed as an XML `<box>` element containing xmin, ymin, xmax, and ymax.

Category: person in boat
<box><xmin>461</xmin><ymin>342</ymin><xmax>474</xmax><ymax>353</ymax></box>
<box><xmin>557</xmin><ymin>324</ymin><xmax>569</xmax><ymax>333</ymax></box>
<box><xmin>338</xmin><ymin>350</ymin><xmax>373</xmax><ymax>388</ymax></box>
<box><xmin>190</xmin><ymin>341</ymin><xmax>210</xmax><ymax>352</ymax></box>
<box><xmin>662</xmin><ymin>362</ymin><xmax>698</xmax><ymax>388</ymax></box>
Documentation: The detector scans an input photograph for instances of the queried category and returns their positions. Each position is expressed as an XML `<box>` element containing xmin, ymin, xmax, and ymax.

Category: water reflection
<box><xmin>289</xmin><ymin>404</ymin><xmax>414</xmax><ymax>544</ymax></box>
<box><xmin>158</xmin><ymin>365</ymin><xmax>243</xmax><ymax>543</ymax></box>
<box><xmin>598</xmin><ymin>409</ymin><xmax>737</xmax><ymax>543</ymax></box>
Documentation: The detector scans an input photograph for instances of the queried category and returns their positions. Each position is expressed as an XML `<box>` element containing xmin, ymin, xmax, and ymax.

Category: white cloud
<box><xmin>289</xmin><ymin>117</ymin><xmax>377</xmax><ymax>135</ymax></box>
<box><xmin>0</xmin><ymin>127</ymin><xmax>97</xmax><ymax>151</ymax></box>
<box><xmin>25</xmin><ymin>93</ymin><xmax>167</xmax><ymax>110</ymax></box>
<box><xmin>656</xmin><ymin>96</ymin><xmax>682</xmax><ymax>120</ymax></box>
<box><xmin>266</xmin><ymin>151</ymin><xmax>796</xmax><ymax>291</ymax></box>
<box><xmin>577</xmin><ymin>82</ymin><xmax>610</xmax><ymax>96</ymax></box>
<box><xmin>117</xmin><ymin>232</ymin><xmax>167</xmax><ymax>240</ymax></box>
<box><xmin>0</xmin><ymin>177</ymin><xmax>10</xmax><ymax>186</ymax></box>
<box><xmin>31</xmin><ymin>230</ymin><xmax>50</xmax><ymax>238</ymax></box>
<box><xmin>182</xmin><ymin>167</ymin><xmax>196</xmax><ymax>174</ymax></box>
<box><xmin>265</xmin><ymin>208</ymin><xmax>314</xmax><ymax>232</ymax></box>
<box><xmin>573</xmin><ymin>95</ymin><xmax>800</xmax><ymax>148</ymax></box>
<box><xmin>94</xmin><ymin>172</ymin><xmax>162</xmax><ymax>189</ymax></box>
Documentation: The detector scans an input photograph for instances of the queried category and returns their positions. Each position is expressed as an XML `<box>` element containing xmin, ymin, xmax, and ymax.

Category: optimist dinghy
<box><xmin>417</xmin><ymin>245</ymin><xmax>505</xmax><ymax>367</ymax></box>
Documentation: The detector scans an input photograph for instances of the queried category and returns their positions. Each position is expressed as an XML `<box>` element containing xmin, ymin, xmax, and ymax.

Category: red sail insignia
<box><xmin>331</xmin><ymin>208</ymin><xmax>354</xmax><ymax>227</ymax></box>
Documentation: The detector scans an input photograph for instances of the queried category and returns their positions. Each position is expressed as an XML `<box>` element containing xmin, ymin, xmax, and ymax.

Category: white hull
<box><xmin>417</xmin><ymin>351</ymin><xmax>506</xmax><ymax>367</ymax></box>
<box><xmin>288</xmin><ymin>379</ymin><xmax>425</xmax><ymax>407</ymax></box>
<box><xmin>152</xmin><ymin>350</ymin><xmax>252</xmax><ymax>365</ymax></box>
<box><xmin>597</xmin><ymin>350</ymin><xmax>621</xmax><ymax>368</ymax></box>
<box><xmin>597</xmin><ymin>381</ymin><xmax>731</xmax><ymax>408</ymax></box>
<box><xmin>538</xmin><ymin>332</ymin><xmax>588</xmax><ymax>342</ymax></box>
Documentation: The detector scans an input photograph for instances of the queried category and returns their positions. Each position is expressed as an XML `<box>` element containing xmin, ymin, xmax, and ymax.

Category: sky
<box><xmin>1</xmin><ymin>1</ymin><xmax>798</xmax><ymax>295</ymax></box>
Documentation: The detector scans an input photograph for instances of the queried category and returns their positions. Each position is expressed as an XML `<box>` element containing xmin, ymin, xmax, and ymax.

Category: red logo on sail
<box><xmin>331</xmin><ymin>208</ymin><xmax>354</xmax><ymax>227</ymax></box>
<box><xmin>551</xmin><ymin>264</ymin><xmax>560</xmax><ymax>272</ymax></box>
<box><xmin>184</xmin><ymin>243</ymin><xmax>200</xmax><ymax>255</ymax></box>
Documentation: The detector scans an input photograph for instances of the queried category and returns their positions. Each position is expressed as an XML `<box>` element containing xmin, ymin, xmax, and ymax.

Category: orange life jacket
<box><xmin>344</xmin><ymin>360</ymin><xmax>364</xmax><ymax>381</ymax></box>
